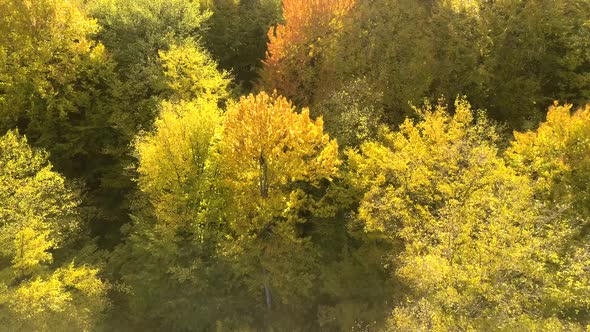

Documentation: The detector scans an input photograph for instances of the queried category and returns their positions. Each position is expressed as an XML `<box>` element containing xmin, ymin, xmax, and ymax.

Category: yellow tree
<box><xmin>134</xmin><ymin>39</ymin><xmax>229</xmax><ymax>232</ymax></box>
<box><xmin>132</xmin><ymin>39</ymin><xmax>229</xmax><ymax>230</ymax></box>
<box><xmin>113</xmin><ymin>99</ymin><xmax>231</xmax><ymax>330</ymax></box>
<box><xmin>159</xmin><ymin>41</ymin><xmax>230</xmax><ymax>102</ymax></box>
<box><xmin>508</xmin><ymin>103</ymin><xmax>590</xmax><ymax>218</ymax></box>
<box><xmin>507</xmin><ymin>103</ymin><xmax>590</xmax><ymax>325</ymax></box>
<box><xmin>0</xmin><ymin>0</ymin><xmax>137</xmax><ymax>231</ymax></box>
<box><xmin>135</xmin><ymin>100</ymin><xmax>221</xmax><ymax>228</ymax></box>
<box><xmin>110</xmin><ymin>43</ymin><xmax>236</xmax><ymax>329</ymax></box>
<box><xmin>0</xmin><ymin>0</ymin><xmax>114</xmax><ymax>150</ymax></box>
<box><xmin>0</xmin><ymin>131</ymin><xmax>108</xmax><ymax>331</ymax></box>
<box><xmin>215</xmin><ymin>91</ymin><xmax>340</xmax><ymax>324</ymax></box>
<box><xmin>347</xmin><ymin>99</ymin><xmax>580</xmax><ymax>330</ymax></box>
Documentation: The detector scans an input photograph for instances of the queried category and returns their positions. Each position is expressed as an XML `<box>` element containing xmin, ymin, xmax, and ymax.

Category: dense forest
<box><xmin>1</xmin><ymin>0</ymin><xmax>590</xmax><ymax>330</ymax></box>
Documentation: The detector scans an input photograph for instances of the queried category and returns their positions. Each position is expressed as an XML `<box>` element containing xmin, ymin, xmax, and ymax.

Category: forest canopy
<box><xmin>1</xmin><ymin>0</ymin><xmax>590</xmax><ymax>330</ymax></box>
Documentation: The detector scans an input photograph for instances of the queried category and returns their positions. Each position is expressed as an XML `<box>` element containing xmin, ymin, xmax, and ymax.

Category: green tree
<box><xmin>428</xmin><ymin>0</ymin><xmax>487</xmax><ymax>112</ymax></box>
<box><xmin>428</xmin><ymin>0</ymin><xmax>590</xmax><ymax>128</ymax></box>
<box><xmin>259</xmin><ymin>0</ymin><xmax>590</xmax><ymax>131</ymax></box>
<box><xmin>0</xmin><ymin>130</ymin><xmax>108</xmax><ymax>332</ymax></box>
<box><xmin>203</xmin><ymin>0</ymin><xmax>282</xmax><ymax>92</ymax></box>
<box><xmin>0</xmin><ymin>0</ymin><xmax>131</xmax><ymax>243</ymax></box>
<box><xmin>83</xmin><ymin>0</ymin><xmax>211</xmax><ymax>132</ymax></box>
<box><xmin>312</xmin><ymin>78</ymin><xmax>385</xmax><ymax>149</ymax></box>
<box><xmin>329</xmin><ymin>0</ymin><xmax>434</xmax><ymax>124</ymax></box>
<box><xmin>476</xmin><ymin>0</ymin><xmax>590</xmax><ymax>127</ymax></box>
<box><xmin>312</xmin><ymin>209</ymin><xmax>398</xmax><ymax>331</ymax></box>
<box><xmin>77</xmin><ymin>3</ymin><xmax>221</xmax><ymax>236</ymax></box>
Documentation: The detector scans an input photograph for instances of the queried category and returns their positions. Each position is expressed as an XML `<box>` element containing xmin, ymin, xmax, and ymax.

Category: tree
<box><xmin>508</xmin><ymin>102</ymin><xmax>590</xmax><ymax>220</ymax></box>
<box><xmin>449</xmin><ymin>0</ymin><xmax>590</xmax><ymax>127</ymax></box>
<box><xmin>203</xmin><ymin>0</ymin><xmax>282</xmax><ymax>91</ymax></box>
<box><xmin>214</xmin><ymin>91</ymin><xmax>340</xmax><ymax>328</ymax></box>
<box><xmin>0</xmin><ymin>0</ymin><xmax>103</xmax><ymax>129</ymax></box>
<box><xmin>0</xmin><ymin>0</ymin><xmax>133</xmax><ymax>241</ymax></box>
<box><xmin>135</xmin><ymin>100</ymin><xmax>222</xmax><ymax>228</ymax></box>
<box><xmin>312</xmin><ymin>78</ymin><xmax>385</xmax><ymax>149</ymax></box>
<box><xmin>107</xmin><ymin>42</ymin><xmax>238</xmax><ymax>330</ymax></box>
<box><xmin>0</xmin><ymin>130</ymin><xmax>108</xmax><ymax>331</ymax></box>
<box><xmin>507</xmin><ymin>102</ymin><xmax>590</xmax><ymax>325</ymax></box>
<box><xmin>347</xmin><ymin>99</ymin><xmax>580</xmax><ymax>330</ymax></box>
<box><xmin>428</xmin><ymin>0</ymin><xmax>487</xmax><ymax>113</ymax></box>
<box><xmin>83</xmin><ymin>0</ymin><xmax>212</xmax><ymax>133</ymax></box>
<box><xmin>259</xmin><ymin>0</ymin><xmax>355</xmax><ymax>105</ymax></box>
<box><xmin>159</xmin><ymin>42</ymin><xmax>230</xmax><ymax>102</ymax></box>
<box><xmin>110</xmin><ymin>99</ymin><xmax>245</xmax><ymax>331</ymax></box>
<box><xmin>75</xmin><ymin>3</ymin><xmax>220</xmax><ymax>235</ymax></box>
<box><xmin>312</xmin><ymin>209</ymin><xmax>398</xmax><ymax>331</ymax></box>
<box><xmin>261</xmin><ymin>0</ymin><xmax>590</xmax><ymax>130</ymax></box>
<box><xmin>328</xmin><ymin>0</ymin><xmax>434</xmax><ymax>124</ymax></box>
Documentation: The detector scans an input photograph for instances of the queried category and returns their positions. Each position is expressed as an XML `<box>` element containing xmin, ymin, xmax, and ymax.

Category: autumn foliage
<box><xmin>260</xmin><ymin>0</ymin><xmax>355</xmax><ymax>104</ymax></box>
<box><xmin>2</xmin><ymin>0</ymin><xmax>590</xmax><ymax>330</ymax></box>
